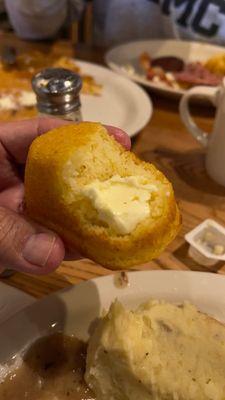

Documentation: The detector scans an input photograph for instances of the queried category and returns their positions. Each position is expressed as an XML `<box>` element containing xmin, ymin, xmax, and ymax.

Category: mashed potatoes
<box><xmin>85</xmin><ymin>300</ymin><xmax>225</xmax><ymax>400</ymax></box>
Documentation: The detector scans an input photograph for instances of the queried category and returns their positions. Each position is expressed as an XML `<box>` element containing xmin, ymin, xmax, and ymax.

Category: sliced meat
<box><xmin>175</xmin><ymin>62</ymin><xmax>223</xmax><ymax>86</ymax></box>
<box><xmin>152</xmin><ymin>56</ymin><xmax>184</xmax><ymax>72</ymax></box>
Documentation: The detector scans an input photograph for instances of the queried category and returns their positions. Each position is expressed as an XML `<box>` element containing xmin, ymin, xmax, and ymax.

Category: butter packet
<box><xmin>185</xmin><ymin>219</ymin><xmax>225</xmax><ymax>266</ymax></box>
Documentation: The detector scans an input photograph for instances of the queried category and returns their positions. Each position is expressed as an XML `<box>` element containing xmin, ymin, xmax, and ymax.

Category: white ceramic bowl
<box><xmin>1</xmin><ymin>270</ymin><xmax>225</xmax><ymax>373</ymax></box>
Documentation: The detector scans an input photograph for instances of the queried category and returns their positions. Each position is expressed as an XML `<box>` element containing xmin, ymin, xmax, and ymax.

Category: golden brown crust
<box><xmin>25</xmin><ymin>122</ymin><xmax>181</xmax><ymax>269</ymax></box>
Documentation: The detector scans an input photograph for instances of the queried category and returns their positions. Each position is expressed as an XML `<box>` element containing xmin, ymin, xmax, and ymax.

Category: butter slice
<box><xmin>81</xmin><ymin>176</ymin><xmax>157</xmax><ymax>235</ymax></box>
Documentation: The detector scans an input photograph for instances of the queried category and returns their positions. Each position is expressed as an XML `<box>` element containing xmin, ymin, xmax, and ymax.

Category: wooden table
<box><xmin>1</xmin><ymin>33</ymin><xmax>225</xmax><ymax>298</ymax></box>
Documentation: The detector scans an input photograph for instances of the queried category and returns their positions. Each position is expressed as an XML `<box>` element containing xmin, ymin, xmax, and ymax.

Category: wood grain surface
<box><xmin>0</xmin><ymin>33</ymin><xmax>224</xmax><ymax>298</ymax></box>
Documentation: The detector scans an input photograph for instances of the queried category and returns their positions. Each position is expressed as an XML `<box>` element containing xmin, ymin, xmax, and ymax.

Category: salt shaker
<box><xmin>32</xmin><ymin>67</ymin><xmax>82</xmax><ymax>121</ymax></box>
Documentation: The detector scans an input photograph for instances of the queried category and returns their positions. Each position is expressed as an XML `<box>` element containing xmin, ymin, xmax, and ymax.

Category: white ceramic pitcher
<box><xmin>179</xmin><ymin>80</ymin><xmax>225</xmax><ymax>186</ymax></box>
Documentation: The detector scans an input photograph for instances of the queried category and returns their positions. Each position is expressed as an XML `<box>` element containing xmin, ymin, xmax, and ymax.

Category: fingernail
<box><xmin>22</xmin><ymin>233</ymin><xmax>56</xmax><ymax>267</ymax></box>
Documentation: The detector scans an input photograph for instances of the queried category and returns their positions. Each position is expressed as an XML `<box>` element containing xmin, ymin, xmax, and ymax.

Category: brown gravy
<box><xmin>0</xmin><ymin>333</ymin><xmax>95</xmax><ymax>400</ymax></box>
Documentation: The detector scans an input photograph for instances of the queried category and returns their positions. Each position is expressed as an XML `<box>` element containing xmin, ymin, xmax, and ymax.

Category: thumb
<box><xmin>0</xmin><ymin>207</ymin><xmax>65</xmax><ymax>275</ymax></box>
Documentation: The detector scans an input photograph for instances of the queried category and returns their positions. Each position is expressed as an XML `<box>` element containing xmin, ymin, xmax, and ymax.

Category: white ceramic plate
<box><xmin>78</xmin><ymin>60</ymin><xmax>153</xmax><ymax>137</ymax></box>
<box><xmin>105</xmin><ymin>39</ymin><xmax>224</xmax><ymax>98</ymax></box>
<box><xmin>0</xmin><ymin>281</ymin><xmax>35</xmax><ymax>326</ymax></box>
<box><xmin>1</xmin><ymin>270</ymin><xmax>225</xmax><ymax>366</ymax></box>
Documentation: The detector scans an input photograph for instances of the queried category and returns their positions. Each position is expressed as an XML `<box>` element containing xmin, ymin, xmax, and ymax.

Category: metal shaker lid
<box><xmin>32</xmin><ymin>68</ymin><xmax>82</xmax><ymax>115</ymax></box>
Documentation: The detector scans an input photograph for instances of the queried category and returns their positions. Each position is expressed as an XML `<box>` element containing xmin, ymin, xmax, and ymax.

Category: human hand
<box><xmin>0</xmin><ymin>118</ymin><xmax>131</xmax><ymax>275</ymax></box>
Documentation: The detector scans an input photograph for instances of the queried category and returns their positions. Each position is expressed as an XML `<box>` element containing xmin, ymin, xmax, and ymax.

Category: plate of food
<box><xmin>0</xmin><ymin>270</ymin><xmax>225</xmax><ymax>399</ymax></box>
<box><xmin>0</xmin><ymin>50</ymin><xmax>152</xmax><ymax>137</ymax></box>
<box><xmin>105</xmin><ymin>39</ymin><xmax>225</xmax><ymax>98</ymax></box>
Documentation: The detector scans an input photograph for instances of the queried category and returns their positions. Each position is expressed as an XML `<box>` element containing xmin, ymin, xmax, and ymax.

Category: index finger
<box><xmin>105</xmin><ymin>125</ymin><xmax>131</xmax><ymax>150</ymax></box>
<box><xmin>0</xmin><ymin>117</ymin><xmax>68</xmax><ymax>164</ymax></box>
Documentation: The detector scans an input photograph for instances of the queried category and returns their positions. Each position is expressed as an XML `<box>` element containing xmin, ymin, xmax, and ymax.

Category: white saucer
<box><xmin>78</xmin><ymin>60</ymin><xmax>153</xmax><ymax>137</ymax></box>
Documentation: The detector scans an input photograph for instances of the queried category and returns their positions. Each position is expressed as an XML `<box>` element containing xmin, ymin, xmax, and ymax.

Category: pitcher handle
<box><xmin>179</xmin><ymin>86</ymin><xmax>219</xmax><ymax>147</ymax></box>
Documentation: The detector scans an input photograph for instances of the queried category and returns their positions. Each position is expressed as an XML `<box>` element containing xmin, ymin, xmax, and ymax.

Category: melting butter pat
<box><xmin>81</xmin><ymin>176</ymin><xmax>157</xmax><ymax>235</ymax></box>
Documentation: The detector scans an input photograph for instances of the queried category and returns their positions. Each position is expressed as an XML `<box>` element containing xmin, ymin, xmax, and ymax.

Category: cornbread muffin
<box><xmin>85</xmin><ymin>300</ymin><xmax>225</xmax><ymax>400</ymax></box>
<box><xmin>25</xmin><ymin>122</ymin><xmax>180</xmax><ymax>269</ymax></box>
